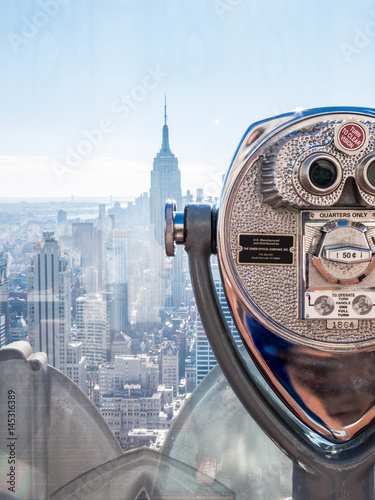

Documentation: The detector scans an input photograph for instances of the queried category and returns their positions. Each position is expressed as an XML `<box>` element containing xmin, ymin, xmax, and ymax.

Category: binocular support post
<box><xmin>182</xmin><ymin>203</ymin><xmax>375</xmax><ymax>500</ymax></box>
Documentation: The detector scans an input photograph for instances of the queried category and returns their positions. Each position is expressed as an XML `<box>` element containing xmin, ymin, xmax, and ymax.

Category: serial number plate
<box><xmin>326</xmin><ymin>320</ymin><xmax>359</xmax><ymax>330</ymax></box>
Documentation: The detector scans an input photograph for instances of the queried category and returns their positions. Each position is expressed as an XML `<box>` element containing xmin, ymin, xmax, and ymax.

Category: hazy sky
<box><xmin>2</xmin><ymin>0</ymin><xmax>375</xmax><ymax>199</ymax></box>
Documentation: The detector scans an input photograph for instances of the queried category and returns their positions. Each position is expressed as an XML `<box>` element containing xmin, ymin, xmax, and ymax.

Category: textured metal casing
<box><xmin>218</xmin><ymin>107</ymin><xmax>375</xmax><ymax>349</ymax></box>
<box><xmin>217</xmin><ymin>107</ymin><xmax>375</xmax><ymax>440</ymax></box>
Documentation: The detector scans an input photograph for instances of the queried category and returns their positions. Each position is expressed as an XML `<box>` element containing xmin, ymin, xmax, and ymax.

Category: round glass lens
<box><xmin>309</xmin><ymin>159</ymin><xmax>337</xmax><ymax>189</ymax></box>
<box><xmin>367</xmin><ymin>161</ymin><xmax>375</xmax><ymax>187</ymax></box>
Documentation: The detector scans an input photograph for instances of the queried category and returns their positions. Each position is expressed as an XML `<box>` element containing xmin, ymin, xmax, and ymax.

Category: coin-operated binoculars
<box><xmin>165</xmin><ymin>107</ymin><xmax>375</xmax><ymax>500</ymax></box>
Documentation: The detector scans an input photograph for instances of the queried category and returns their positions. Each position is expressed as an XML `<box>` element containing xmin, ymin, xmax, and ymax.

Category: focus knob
<box><xmin>164</xmin><ymin>200</ymin><xmax>185</xmax><ymax>257</ymax></box>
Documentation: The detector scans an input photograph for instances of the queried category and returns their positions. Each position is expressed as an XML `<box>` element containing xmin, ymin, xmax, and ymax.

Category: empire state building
<box><xmin>149</xmin><ymin>101</ymin><xmax>184</xmax><ymax>317</ymax></box>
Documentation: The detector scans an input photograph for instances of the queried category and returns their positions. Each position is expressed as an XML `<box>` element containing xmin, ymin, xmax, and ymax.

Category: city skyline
<box><xmin>0</xmin><ymin>103</ymin><xmax>197</xmax><ymax>410</ymax></box>
<box><xmin>0</xmin><ymin>94</ymin><xmax>239</xmax><ymax>463</ymax></box>
<box><xmin>0</xmin><ymin>189</ymin><xmax>199</xmax><ymax>454</ymax></box>
<box><xmin>2</xmin><ymin>2</ymin><xmax>375</xmax><ymax>496</ymax></box>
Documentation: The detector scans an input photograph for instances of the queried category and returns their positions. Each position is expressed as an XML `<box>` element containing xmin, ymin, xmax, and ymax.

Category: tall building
<box><xmin>72</xmin><ymin>222</ymin><xmax>95</xmax><ymax>269</ymax></box>
<box><xmin>111</xmin><ymin>332</ymin><xmax>132</xmax><ymax>360</ymax></box>
<box><xmin>149</xmin><ymin>100</ymin><xmax>184</xmax><ymax>321</ymax></box>
<box><xmin>0</xmin><ymin>250</ymin><xmax>8</xmax><ymax>348</ymax></box>
<box><xmin>97</xmin><ymin>214</ymin><xmax>105</xmax><ymax>292</ymax></box>
<box><xmin>65</xmin><ymin>340</ymin><xmax>87</xmax><ymax>393</ymax></box>
<box><xmin>57</xmin><ymin>209</ymin><xmax>67</xmax><ymax>232</ymax></box>
<box><xmin>196</xmin><ymin>311</ymin><xmax>216</xmax><ymax>386</ymax></box>
<box><xmin>76</xmin><ymin>293</ymin><xmax>107</xmax><ymax>369</ymax></box>
<box><xmin>185</xmin><ymin>356</ymin><xmax>196</xmax><ymax>394</ymax></box>
<box><xmin>98</xmin><ymin>203</ymin><xmax>106</xmax><ymax>224</ymax></box>
<box><xmin>27</xmin><ymin>231</ymin><xmax>71</xmax><ymax>371</ymax></box>
<box><xmin>196</xmin><ymin>259</ymin><xmax>242</xmax><ymax>385</ymax></box>
<box><xmin>106</xmin><ymin>229</ymin><xmax>129</xmax><ymax>336</ymax></box>
<box><xmin>9</xmin><ymin>314</ymin><xmax>27</xmax><ymax>344</ymax></box>
<box><xmin>160</xmin><ymin>342</ymin><xmax>179</xmax><ymax>397</ymax></box>
<box><xmin>72</xmin><ymin>222</ymin><xmax>98</xmax><ymax>292</ymax></box>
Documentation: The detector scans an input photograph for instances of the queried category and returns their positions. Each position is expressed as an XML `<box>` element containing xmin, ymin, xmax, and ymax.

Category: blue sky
<box><xmin>1</xmin><ymin>0</ymin><xmax>375</xmax><ymax>198</ymax></box>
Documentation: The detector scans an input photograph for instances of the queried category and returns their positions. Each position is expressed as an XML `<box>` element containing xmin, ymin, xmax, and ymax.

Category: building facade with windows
<box><xmin>106</xmin><ymin>229</ymin><xmax>129</xmax><ymax>335</ymax></box>
<box><xmin>196</xmin><ymin>260</ymin><xmax>242</xmax><ymax>385</ymax></box>
<box><xmin>76</xmin><ymin>293</ymin><xmax>107</xmax><ymax>369</ymax></box>
<box><xmin>149</xmin><ymin>102</ymin><xmax>184</xmax><ymax>319</ymax></box>
<box><xmin>27</xmin><ymin>231</ymin><xmax>71</xmax><ymax>371</ymax></box>
<box><xmin>160</xmin><ymin>342</ymin><xmax>179</xmax><ymax>397</ymax></box>
<box><xmin>65</xmin><ymin>340</ymin><xmax>87</xmax><ymax>393</ymax></box>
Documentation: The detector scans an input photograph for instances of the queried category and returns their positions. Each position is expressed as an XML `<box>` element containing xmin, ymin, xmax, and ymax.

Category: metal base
<box><xmin>293</xmin><ymin>464</ymin><xmax>375</xmax><ymax>500</ymax></box>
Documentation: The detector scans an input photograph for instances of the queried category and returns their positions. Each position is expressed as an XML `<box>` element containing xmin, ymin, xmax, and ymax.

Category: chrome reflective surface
<box><xmin>217</xmin><ymin>107</ymin><xmax>375</xmax><ymax>441</ymax></box>
<box><xmin>165</xmin><ymin>200</ymin><xmax>184</xmax><ymax>257</ymax></box>
<box><xmin>229</xmin><ymin>300</ymin><xmax>375</xmax><ymax>440</ymax></box>
<box><xmin>165</xmin><ymin>199</ymin><xmax>177</xmax><ymax>256</ymax></box>
<box><xmin>174</xmin><ymin>210</ymin><xmax>185</xmax><ymax>244</ymax></box>
<box><xmin>162</xmin><ymin>346</ymin><xmax>292</xmax><ymax>499</ymax></box>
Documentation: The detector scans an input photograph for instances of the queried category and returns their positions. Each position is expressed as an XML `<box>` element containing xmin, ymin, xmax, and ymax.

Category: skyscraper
<box><xmin>106</xmin><ymin>229</ymin><xmax>129</xmax><ymax>335</ymax></box>
<box><xmin>72</xmin><ymin>222</ymin><xmax>98</xmax><ymax>293</ymax></box>
<box><xmin>72</xmin><ymin>222</ymin><xmax>95</xmax><ymax>269</ymax></box>
<box><xmin>0</xmin><ymin>250</ymin><xmax>8</xmax><ymax>348</ymax></box>
<box><xmin>195</xmin><ymin>259</ymin><xmax>242</xmax><ymax>385</ymax></box>
<box><xmin>27</xmin><ymin>231</ymin><xmax>71</xmax><ymax>371</ymax></box>
<box><xmin>76</xmin><ymin>293</ymin><xmax>107</xmax><ymax>369</ymax></box>
<box><xmin>160</xmin><ymin>342</ymin><xmax>179</xmax><ymax>397</ymax></box>
<box><xmin>149</xmin><ymin>100</ymin><xmax>184</xmax><ymax>320</ymax></box>
<box><xmin>57</xmin><ymin>209</ymin><xmax>67</xmax><ymax>232</ymax></box>
<box><xmin>97</xmin><ymin>214</ymin><xmax>105</xmax><ymax>292</ymax></box>
<box><xmin>66</xmin><ymin>340</ymin><xmax>87</xmax><ymax>393</ymax></box>
<box><xmin>9</xmin><ymin>314</ymin><xmax>27</xmax><ymax>344</ymax></box>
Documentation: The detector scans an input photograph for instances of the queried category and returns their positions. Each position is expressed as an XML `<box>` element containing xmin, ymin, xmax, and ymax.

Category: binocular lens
<box><xmin>356</xmin><ymin>154</ymin><xmax>375</xmax><ymax>195</ymax></box>
<box><xmin>299</xmin><ymin>153</ymin><xmax>342</xmax><ymax>195</ymax></box>
<box><xmin>309</xmin><ymin>159</ymin><xmax>338</xmax><ymax>189</ymax></box>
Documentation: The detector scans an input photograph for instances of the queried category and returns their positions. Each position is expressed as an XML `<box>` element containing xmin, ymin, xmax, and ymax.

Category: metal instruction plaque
<box><xmin>237</xmin><ymin>233</ymin><xmax>295</xmax><ymax>265</ymax></box>
<box><xmin>302</xmin><ymin>210</ymin><xmax>375</xmax><ymax>320</ymax></box>
<box><xmin>305</xmin><ymin>290</ymin><xmax>375</xmax><ymax>320</ymax></box>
